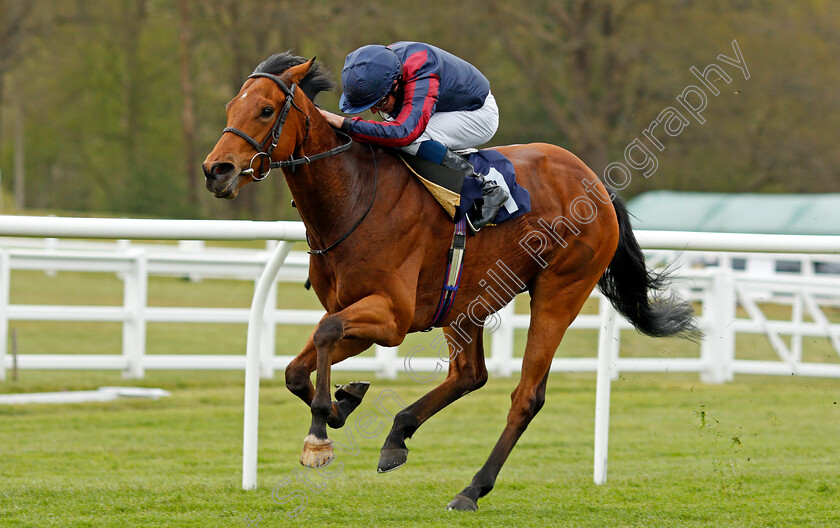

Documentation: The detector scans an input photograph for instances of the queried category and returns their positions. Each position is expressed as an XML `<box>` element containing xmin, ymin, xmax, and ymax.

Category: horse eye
<box><xmin>261</xmin><ymin>106</ymin><xmax>274</xmax><ymax>117</ymax></box>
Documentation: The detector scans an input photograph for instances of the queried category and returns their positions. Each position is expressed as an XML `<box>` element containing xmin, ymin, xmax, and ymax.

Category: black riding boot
<box><xmin>440</xmin><ymin>149</ymin><xmax>509</xmax><ymax>232</ymax></box>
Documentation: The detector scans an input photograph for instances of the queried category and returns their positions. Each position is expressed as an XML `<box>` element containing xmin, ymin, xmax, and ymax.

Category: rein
<box><xmin>223</xmin><ymin>71</ymin><xmax>371</xmax><ymax>256</ymax></box>
<box><xmin>223</xmin><ymin>72</ymin><xmax>353</xmax><ymax>180</ymax></box>
<box><xmin>306</xmin><ymin>144</ymin><xmax>378</xmax><ymax>256</ymax></box>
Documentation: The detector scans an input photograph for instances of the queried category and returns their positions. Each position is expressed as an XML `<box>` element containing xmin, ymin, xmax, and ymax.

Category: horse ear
<box><xmin>285</xmin><ymin>57</ymin><xmax>316</xmax><ymax>85</ymax></box>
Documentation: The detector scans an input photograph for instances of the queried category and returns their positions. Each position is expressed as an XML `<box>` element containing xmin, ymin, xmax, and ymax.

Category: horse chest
<box><xmin>309</xmin><ymin>267</ymin><xmax>372</xmax><ymax>314</ymax></box>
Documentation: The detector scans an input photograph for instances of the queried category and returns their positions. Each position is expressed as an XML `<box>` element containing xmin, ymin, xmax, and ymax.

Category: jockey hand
<box><xmin>318</xmin><ymin>108</ymin><xmax>345</xmax><ymax>129</ymax></box>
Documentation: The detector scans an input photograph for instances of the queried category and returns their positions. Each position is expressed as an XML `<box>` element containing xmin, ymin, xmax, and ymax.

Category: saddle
<box><xmin>399</xmin><ymin>149</ymin><xmax>531</xmax><ymax>225</ymax></box>
<box><xmin>399</xmin><ymin>154</ymin><xmax>464</xmax><ymax>219</ymax></box>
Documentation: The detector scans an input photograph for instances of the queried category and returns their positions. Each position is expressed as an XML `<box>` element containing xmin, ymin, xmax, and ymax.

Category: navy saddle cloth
<box><xmin>455</xmin><ymin>149</ymin><xmax>531</xmax><ymax>224</ymax></box>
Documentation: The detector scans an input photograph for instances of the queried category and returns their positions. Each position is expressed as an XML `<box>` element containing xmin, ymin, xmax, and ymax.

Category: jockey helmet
<box><xmin>339</xmin><ymin>45</ymin><xmax>402</xmax><ymax>114</ymax></box>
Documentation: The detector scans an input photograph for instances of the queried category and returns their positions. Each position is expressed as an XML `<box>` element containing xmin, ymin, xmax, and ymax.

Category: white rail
<box><xmin>636</xmin><ymin>230</ymin><xmax>840</xmax><ymax>254</ymax></box>
<box><xmin>0</xmin><ymin>215</ymin><xmax>307</xmax><ymax>241</ymax></box>
<box><xmin>1</xmin><ymin>216</ymin><xmax>840</xmax><ymax>490</ymax></box>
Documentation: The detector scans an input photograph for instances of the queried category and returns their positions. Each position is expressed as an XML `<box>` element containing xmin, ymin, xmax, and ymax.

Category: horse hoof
<box><xmin>377</xmin><ymin>447</ymin><xmax>408</xmax><ymax>473</ymax></box>
<box><xmin>300</xmin><ymin>434</ymin><xmax>334</xmax><ymax>468</ymax></box>
<box><xmin>335</xmin><ymin>381</ymin><xmax>370</xmax><ymax>402</ymax></box>
<box><xmin>446</xmin><ymin>494</ymin><xmax>478</xmax><ymax>511</ymax></box>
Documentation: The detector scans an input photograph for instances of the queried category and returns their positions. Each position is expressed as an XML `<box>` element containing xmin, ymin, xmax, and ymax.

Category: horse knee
<box><xmin>285</xmin><ymin>359</ymin><xmax>310</xmax><ymax>395</ymax></box>
<box><xmin>313</xmin><ymin>316</ymin><xmax>344</xmax><ymax>351</ymax></box>
<box><xmin>532</xmin><ymin>377</ymin><xmax>549</xmax><ymax>415</ymax></box>
<box><xmin>524</xmin><ymin>387</ymin><xmax>546</xmax><ymax>417</ymax></box>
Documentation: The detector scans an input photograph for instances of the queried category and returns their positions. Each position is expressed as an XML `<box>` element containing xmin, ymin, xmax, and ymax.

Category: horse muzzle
<box><xmin>203</xmin><ymin>161</ymin><xmax>246</xmax><ymax>199</ymax></box>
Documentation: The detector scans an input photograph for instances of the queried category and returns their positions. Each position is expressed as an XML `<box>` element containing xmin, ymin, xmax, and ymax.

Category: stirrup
<box><xmin>466</xmin><ymin>178</ymin><xmax>508</xmax><ymax>233</ymax></box>
<box><xmin>464</xmin><ymin>214</ymin><xmax>480</xmax><ymax>234</ymax></box>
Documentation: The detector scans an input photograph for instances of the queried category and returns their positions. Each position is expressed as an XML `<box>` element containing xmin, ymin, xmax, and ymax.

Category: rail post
<box><xmin>122</xmin><ymin>249</ymin><xmax>148</xmax><ymax>380</ymax></box>
<box><xmin>242</xmin><ymin>241</ymin><xmax>292</xmax><ymax>490</ymax></box>
<box><xmin>0</xmin><ymin>250</ymin><xmax>9</xmax><ymax>381</ymax></box>
<box><xmin>259</xmin><ymin>275</ymin><xmax>279</xmax><ymax>380</ymax></box>
<box><xmin>593</xmin><ymin>297</ymin><xmax>618</xmax><ymax>485</ymax></box>
<box><xmin>701</xmin><ymin>268</ymin><xmax>735</xmax><ymax>384</ymax></box>
<box><xmin>490</xmin><ymin>302</ymin><xmax>515</xmax><ymax>377</ymax></box>
<box><xmin>376</xmin><ymin>345</ymin><xmax>398</xmax><ymax>379</ymax></box>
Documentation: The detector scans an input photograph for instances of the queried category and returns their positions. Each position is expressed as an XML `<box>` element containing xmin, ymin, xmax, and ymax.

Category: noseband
<box><xmin>223</xmin><ymin>72</ymin><xmax>353</xmax><ymax>180</ymax></box>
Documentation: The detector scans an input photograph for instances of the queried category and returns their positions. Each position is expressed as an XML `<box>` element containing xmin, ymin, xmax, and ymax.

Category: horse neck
<box><xmin>282</xmin><ymin>116</ymin><xmax>369</xmax><ymax>248</ymax></box>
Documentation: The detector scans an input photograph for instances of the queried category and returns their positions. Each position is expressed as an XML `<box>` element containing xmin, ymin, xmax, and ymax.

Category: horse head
<box><xmin>202</xmin><ymin>54</ymin><xmax>333</xmax><ymax>199</ymax></box>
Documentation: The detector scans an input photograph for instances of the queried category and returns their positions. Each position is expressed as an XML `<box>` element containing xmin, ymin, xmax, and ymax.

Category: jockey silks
<box><xmin>341</xmin><ymin>41</ymin><xmax>491</xmax><ymax>147</ymax></box>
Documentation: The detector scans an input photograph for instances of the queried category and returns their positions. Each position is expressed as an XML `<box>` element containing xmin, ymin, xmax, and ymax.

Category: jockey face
<box><xmin>371</xmin><ymin>93</ymin><xmax>396</xmax><ymax>116</ymax></box>
<box><xmin>370</xmin><ymin>80</ymin><xmax>399</xmax><ymax>116</ymax></box>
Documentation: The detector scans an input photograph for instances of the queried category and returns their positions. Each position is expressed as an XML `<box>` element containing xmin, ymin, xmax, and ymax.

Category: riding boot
<box><xmin>466</xmin><ymin>175</ymin><xmax>509</xmax><ymax>232</ymax></box>
<box><xmin>439</xmin><ymin>149</ymin><xmax>509</xmax><ymax>232</ymax></box>
<box><xmin>408</xmin><ymin>140</ymin><xmax>510</xmax><ymax>232</ymax></box>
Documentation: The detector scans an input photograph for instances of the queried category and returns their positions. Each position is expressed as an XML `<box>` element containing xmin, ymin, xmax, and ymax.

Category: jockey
<box><xmin>318</xmin><ymin>41</ymin><xmax>509</xmax><ymax>231</ymax></box>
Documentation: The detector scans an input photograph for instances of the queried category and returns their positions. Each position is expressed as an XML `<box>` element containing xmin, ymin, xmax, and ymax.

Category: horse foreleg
<box><xmin>286</xmin><ymin>334</ymin><xmax>373</xmax><ymax>428</ymax></box>
<box><xmin>300</xmin><ymin>294</ymin><xmax>406</xmax><ymax>468</ymax></box>
<box><xmin>379</xmin><ymin>324</ymin><xmax>487</xmax><ymax>472</ymax></box>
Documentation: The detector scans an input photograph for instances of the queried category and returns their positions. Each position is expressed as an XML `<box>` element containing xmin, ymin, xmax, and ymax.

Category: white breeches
<box><xmin>401</xmin><ymin>91</ymin><xmax>499</xmax><ymax>153</ymax></box>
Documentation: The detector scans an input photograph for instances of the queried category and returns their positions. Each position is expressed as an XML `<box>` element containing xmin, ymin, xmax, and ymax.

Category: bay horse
<box><xmin>202</xmin><ymin>53</ymin><xmax>697</xmax><ymax>511</ymax></box>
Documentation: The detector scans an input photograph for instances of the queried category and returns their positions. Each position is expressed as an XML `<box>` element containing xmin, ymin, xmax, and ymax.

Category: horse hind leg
<box><xmin>332</xmin><ymin>380</ymin><xmax>371</xmax><ymax>427</ymax></box>
<box><xmin>446</xmin><ymin>274</ymin><xmax>597</xmax><ymax>511</ymax></box>
<box><xmin>378</xmin><ymin>324</ymin><xmax>487</xmax><ymax>472</ymax></box>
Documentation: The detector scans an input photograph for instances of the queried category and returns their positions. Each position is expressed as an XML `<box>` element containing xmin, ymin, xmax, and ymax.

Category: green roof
<box><xmin>626</xmin><ymin>192</ymin><xmax>840</xmax><ymax>235</ymax></box>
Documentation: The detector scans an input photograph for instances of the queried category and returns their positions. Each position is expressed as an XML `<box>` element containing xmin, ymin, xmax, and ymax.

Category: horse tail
<box><xmin>597</xmin><ymin>191</ymin><xmax>700</xmax><ymax>339</ymax></box>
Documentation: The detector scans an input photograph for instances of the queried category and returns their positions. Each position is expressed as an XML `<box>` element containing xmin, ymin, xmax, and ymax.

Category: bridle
<box><xmin>222</xmin><ymin>71</ymin><xmax>374</xmax><ymax>256</ymax></box>
<box><xmin>222</xmin><ymin>72</ymin><xmax>353</xmax><ymax>180</ymax></box>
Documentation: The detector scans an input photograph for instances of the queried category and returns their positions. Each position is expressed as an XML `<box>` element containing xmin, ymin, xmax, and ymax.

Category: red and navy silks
<box><xmin>341</xmin><ymin>42</ymin><xmax>491</xmax><ymax>147</ymax></box>
<box><xmin>455</xmin><ymin>149</ymin><xmax>532</xmax><ymax>225</ymax></box>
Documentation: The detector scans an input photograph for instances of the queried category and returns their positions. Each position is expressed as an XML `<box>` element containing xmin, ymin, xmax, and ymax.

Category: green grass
<box><xmin>1</xmin><ymin>373</ymin><xmax>839</xmax><ymax>527</ymax></box>
<box><xmin>1</xmin><ymin>270</ymin><xmax>839</xmax><ymax>526</ymax></box>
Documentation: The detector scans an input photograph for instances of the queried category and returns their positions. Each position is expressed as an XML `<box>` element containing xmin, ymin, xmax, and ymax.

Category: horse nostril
<box><xmin>208</xmin><ymin>162</ymin><xmax>235</xmax><ymax>180</ymax></box>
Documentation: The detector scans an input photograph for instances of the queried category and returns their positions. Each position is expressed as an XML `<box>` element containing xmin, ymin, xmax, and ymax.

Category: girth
<box><xmin>425</xmin><ymin>217</ymin><xmax>468</xmax><ymax>329</ymax></box>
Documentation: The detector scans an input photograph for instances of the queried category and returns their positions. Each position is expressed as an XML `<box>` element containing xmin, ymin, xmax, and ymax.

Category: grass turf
<box><xmin>1</xmin><ymin>372</ymin><xmax>838</xmax><ymax>527</ymax></box>
<box><xmin>1</xmin><ymin>270</ymin><xmax>839</xmax><ymax>526</ymax></box>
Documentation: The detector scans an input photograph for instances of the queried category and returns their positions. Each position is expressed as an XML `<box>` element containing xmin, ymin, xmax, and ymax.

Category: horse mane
<box><xmin>252</xmin><ymin>51</ymin><xmax>335</xmax><ymax>103</ymax></box>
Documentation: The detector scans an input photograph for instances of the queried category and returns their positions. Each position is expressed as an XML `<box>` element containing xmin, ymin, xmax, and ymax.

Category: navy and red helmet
<box><xmin>339</xmin><ymin>45</ymin><xmax>402</xmax><ymax>114</ymax></box>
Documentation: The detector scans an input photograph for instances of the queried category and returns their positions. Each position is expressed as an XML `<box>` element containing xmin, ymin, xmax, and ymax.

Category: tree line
<box><xmin>0</xmin><ymin>0</ymin><xmax>837</xmax><ymax>220</ymax></box>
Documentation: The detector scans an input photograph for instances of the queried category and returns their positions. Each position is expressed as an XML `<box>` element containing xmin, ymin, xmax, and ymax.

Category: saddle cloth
<box><xmin>458</xmin><ymin>149</ymin><xmax>531</xmax><ymax>225</ymax></box>
<box><xmin>400</xmin><ymin>149</ymin><xmax>531</xmax><ymax>225</ymax></box>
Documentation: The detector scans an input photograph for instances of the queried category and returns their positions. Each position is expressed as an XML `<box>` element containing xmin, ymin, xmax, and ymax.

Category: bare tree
<box><xmin>0</xmin><ymin>1</ymin><xmax>35</xmax><ymax>208</ymax></box>
<box><xmin>487</xmin><ymin>0</ymin><xmax>652</xmax><ymax>172</ymax></box>
<box><xmin>198</xmin><ymin>0</ymin><xmax>310</xmax><ymax>218</ymax></box>
<box><xmin>0</xmin><ymin>1</ymin><xmax>33</xmax><ymax>125</ymax></box>
<box><xmin>119</xmin><ymin>0</ymin><xmax>148</xmax><ymax>190</ymax></box>
<box><xmin>179</xmin><ymin>0</ymin><xmax>201</xmax><ymax>214</ymax></box>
